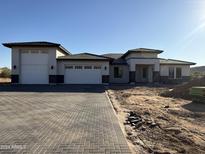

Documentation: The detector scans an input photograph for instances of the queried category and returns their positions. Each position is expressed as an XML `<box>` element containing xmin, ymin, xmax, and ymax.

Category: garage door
<box><xmin>65</xmin><ymin>65</ymin><xmax>102</xmax><ymax>84</ymax></box>
<box><xmin>21</xmin><ymin>51</ymin><xmax>49</xmax><ymax>84</ymax></box>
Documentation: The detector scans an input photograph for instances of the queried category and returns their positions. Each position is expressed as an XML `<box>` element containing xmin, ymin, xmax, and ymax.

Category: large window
<box><xmin>169</xmin><ymin>67</ymin><xmax>175</xmax><ymax>79</ymax></box>
<box><xmin>176</xmin><ymin>67</ymin><xmax>182</xmax><ymax>79</ymax></box>
<box><xmin>114</xmin><ymin>67</ymin><xmax>123</xmax><ymax>78</ymax></box>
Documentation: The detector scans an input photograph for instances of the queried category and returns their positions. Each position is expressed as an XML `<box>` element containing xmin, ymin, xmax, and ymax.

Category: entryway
<box><xmin>136</xmin><ymin>65</ymin><xmax>153</xmax><ymax>83</ymax></box>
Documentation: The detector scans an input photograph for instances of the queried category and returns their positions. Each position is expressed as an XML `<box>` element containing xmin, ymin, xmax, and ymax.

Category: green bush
<box><xmin>0</xmin><ymin>67</ymin><xmax>11</xmax><ymax>78</ymax></box>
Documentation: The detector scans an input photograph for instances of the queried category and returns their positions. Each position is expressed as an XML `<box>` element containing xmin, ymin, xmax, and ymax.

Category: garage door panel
<box><xmin>65</xmin><ymin>68</ymin><xmax>102</xmax><ymax>84</ymax></box>
<box><xmin>21</xmin><ymin>52</ymin><xmax>49</xmax><ymax>84</ymax></box>
<box><xmin>21</xmin><ymin>65</ymin><xmax>48</xmax><ymax>84</ymax></box>
<box><xmin>21</xmin><ymin>53</ymin><xmax>48</xmax><ymax>65</ymax></box>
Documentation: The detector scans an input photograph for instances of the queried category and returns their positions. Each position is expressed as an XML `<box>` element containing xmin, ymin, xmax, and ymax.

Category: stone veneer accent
<box><xmin>49</xmin><ymin>75</ymin><xmax>64</xmax><ymax>84</ymax></box>
<box><xmin>11</xmin><ymin>75</ymin><xmax>19</xmax><ymax>83</ymax></box>
<box><xmin>102</xmin><ymin>75</ymin><xmax>109</xmax><ymax>83</ymax></box>
<box><xmin>57</xmin><ymin>75</ymin><xmax>64</xmax><ymax>83</ymax></box>
<box><xmin>160</xmin><ymin>76</ymin><xmax>190</xmax><ymax>84</ymax></box>
<box><xmin>153</xmin><ymin>71</ymin><xmax>160</xmax><ymax>82</ymax></box>
<box><xmin>49</xmin><ymin>75</ymin><xmax>56</xmax><ymax>84</ymax></box>
<box><xmin>129</xmin><ymin>71</ymin><xmax>135</xmax><ymax>83</ymax></box>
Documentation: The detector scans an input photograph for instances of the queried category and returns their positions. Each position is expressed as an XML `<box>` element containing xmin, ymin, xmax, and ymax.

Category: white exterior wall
<box><xmin>125</xmin><ymin>53</ymin><xmax>158</xmax><ymax>59</ymax></box>
<box><xmin>127</xmin><ymin>58</ymin><xmax>160</xmax><ymax>71</ymax></box>
<box><xmin>11</xmin><ymin>47</ymin><xmax>58</xmax><ymax>75</ymax></box>
<box><xmin>56</xmin><ymin>49</ymin><xmax>67</xmax><ymax>58</ymax></box>
<box><xmin>57</xmin><ymin>61</ymin><xmax>109</xmax><ymax>75</ymax></box>
<box><xmin>160</xmin><ymin>65</ymin><xmax>190</xmax><ymax>77</ymax></box>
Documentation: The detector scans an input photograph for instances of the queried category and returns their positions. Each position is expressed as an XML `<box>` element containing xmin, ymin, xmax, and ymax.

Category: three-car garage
<box><xmin>3</xmin><ymin>42</ymin><xmax>110</xmax><ymax>85</ymax></box>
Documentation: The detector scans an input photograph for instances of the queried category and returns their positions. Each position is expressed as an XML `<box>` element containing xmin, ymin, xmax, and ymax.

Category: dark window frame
<box><xmin>169</xmin><ymin>67</ymin><xmax>175</xmax><ymax>79</ymax></box>
<box><xmin>176</xmin><ymin>67</ymin><xmax>182</xmax><ymax>79</ymax></box>
<box><xmin>114</xmin><ymin>67</ymin><xmax>123</xmax><ymax>78</ymax></box>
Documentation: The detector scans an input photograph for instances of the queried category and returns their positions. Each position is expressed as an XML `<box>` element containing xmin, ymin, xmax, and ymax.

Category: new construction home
<box><xmin>3</xmin><ymin>41</ymin><xmax>195</xmax><ymax>84</ymax></box>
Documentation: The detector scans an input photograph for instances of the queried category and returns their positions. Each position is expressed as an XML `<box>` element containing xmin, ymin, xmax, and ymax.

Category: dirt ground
<box><xmin>107</xmin><ymin>86</ymin><xmax>205</xmax><ymax>154</ymax></box>
<box><xmin>0</xmin><ymin>78</ymin><xmax>11</xmax><ymax>83</ymax></box>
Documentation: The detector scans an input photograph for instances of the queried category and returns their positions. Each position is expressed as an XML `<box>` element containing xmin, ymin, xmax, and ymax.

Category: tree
<box><xmin>0</xmin><ymin>67</ymin><xmax>11</xmax><ymax>78</ymax></box>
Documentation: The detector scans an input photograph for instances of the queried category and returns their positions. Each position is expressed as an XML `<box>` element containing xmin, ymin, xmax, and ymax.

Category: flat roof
<box><xmin>121</xmin><ymin>48</ymin><xmax>163</xmax><ymax>58</ymax></box>
<box><xmin>2</xmin><ymin>41</ymin><xmax>70</xmax><ymax>55</ymax></box>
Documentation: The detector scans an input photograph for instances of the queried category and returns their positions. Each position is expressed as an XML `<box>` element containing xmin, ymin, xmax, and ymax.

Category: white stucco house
<box><xmin>3</xmin><ymin>41</ymin><xmax>195</xmax><ymax>84</ymax></box>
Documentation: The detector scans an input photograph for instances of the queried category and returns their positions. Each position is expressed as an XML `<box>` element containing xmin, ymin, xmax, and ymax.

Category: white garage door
<box><xmin>65</xmin><ymin>65</ymin><xmax>102</xmax><ymax>84</ymax></box>
<box><xmin>21</xmin><ymin>51</ymin><xmax>49</xmax><ymax>84</ymax></box>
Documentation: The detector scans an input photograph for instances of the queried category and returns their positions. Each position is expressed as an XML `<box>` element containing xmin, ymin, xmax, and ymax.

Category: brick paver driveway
<box><xmin>0</xmin><ymin>85</ymin><xmax>131</xmax><ymax>154</ymax></box>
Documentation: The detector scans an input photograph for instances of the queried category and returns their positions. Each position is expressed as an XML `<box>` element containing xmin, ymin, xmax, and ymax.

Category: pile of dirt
<box><xmin>161</xmin><ymin>77</ymin><xmax>205</xmax><ymax>100</ymax></box>
<box><xmin>108</xmin><ymin>86</ymin><xmax>205</xmax><ymax>154</ymax></box>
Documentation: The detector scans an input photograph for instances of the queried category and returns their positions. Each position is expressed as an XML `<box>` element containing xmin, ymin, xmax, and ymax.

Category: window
<box><xmin>75</xmin><ymin>66</ymin><xmax>82</xmax><ymax>69</ymax></box>
<box><xmin>84</xmin><ymin>66</ymin><xmax>92</xmax><ymax>69</ymax></box>
<box><xmin>65</xmin><ymin>66</ymin><xmax>73</xmax><ymax>69</ymax></box>
<box><xmin>169</xmin><ymin>67</ymin><xmax>175</xmax><ymax>79</ymax></box>
<box><xmin>94</xmin><ymin>66</ymin><xmax>101</xmax><ymax>69</ymax></box>
<box><xmin>176</xmin><ymin>67</ymin><xmax>182</xmax><ymax>79</ymax></box>
<box><xmin>30</xmin><ymin>50</ymin><xmax>39</xmax><ymax>53</ymax></box>
<box><xmin>41</xmin><ymin>51</ymin><xmax>48</xmax><ymax>54</ymax></box>
<box><xmin>114</xmin><ymin>67</ymin><xmax>123</xmax><ymax>78</ymax></box>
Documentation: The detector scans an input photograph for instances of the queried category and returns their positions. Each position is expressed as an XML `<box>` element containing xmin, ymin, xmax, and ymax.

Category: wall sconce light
<box><xmin>104</xmin><ymin>66</ymin><xmax>107</xmax><ymax>70</ymax></box>
<box><xmin>13</xmin><ymin>65</ymin><xmax>16</xmax><ymax>70</ymax></box>
<box><xmin>51</xmin><ymin>65</ymin><xmax>54</xmax><ymax>70</ymax></box>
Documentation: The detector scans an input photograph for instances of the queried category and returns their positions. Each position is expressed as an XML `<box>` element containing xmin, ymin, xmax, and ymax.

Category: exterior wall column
<box><xmin>153</xmin><ymin>63</ymin><xmax>160</xmax><ymax>83</ymax></box>
<box><xmin>49</xmin><ymin>48</ymin><xmax>58</xmax><ymax>84</ymax></box>
<box><xmin>128</xmin><ymin>61</ymin><xmax>136</xmax><ymax>84</ymax></box>
<box><xmin>11</xmin><ymin>48</ymin><xmax>20</xmax><ymax>83</ymax></box>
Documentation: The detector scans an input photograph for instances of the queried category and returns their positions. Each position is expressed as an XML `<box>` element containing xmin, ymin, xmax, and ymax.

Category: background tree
<box><xmin>0</xmin><ymin>67</ymin><xmax>11</xmax><ymax>78</ymax></box>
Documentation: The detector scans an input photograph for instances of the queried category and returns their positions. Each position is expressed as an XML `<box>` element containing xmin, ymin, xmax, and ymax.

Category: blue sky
<box><xmin>0</xmin><ymin>0</ymin><xmax>205</xmax><ymax>67</ymax></box>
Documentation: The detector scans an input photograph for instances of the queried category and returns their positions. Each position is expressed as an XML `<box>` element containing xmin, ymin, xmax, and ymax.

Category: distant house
<box><xmin>3</xmin><ymin>41</ymin><xmax>195</xmax><ymax>84</ymax></box>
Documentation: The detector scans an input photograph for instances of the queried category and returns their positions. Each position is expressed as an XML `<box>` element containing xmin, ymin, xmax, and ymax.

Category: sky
<box><xmin>0</xmin><ymin>0</ymin><xmax>205</xmax><ymax>67</ymax></box>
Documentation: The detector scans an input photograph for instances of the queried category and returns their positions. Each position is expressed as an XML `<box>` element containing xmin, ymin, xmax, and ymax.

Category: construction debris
<box><xmin>108</xmin><ymin>86</ymin><xmax>205</xmax><ymax>154</ymax></box>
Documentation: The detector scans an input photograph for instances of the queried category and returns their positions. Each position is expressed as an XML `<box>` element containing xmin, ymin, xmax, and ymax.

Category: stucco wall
<box><xmin>160</xmin><ymin>65</ymin><xmax>190</xmax><ymax>77</ymax></box>
<box><xmin>57</xmin><ymin>60</ymin><xmax>109</xmax><ymax>75</ymax></box>
<box><xmin>56</xmin><ymin>49</ymin><xmax>67</xmax><ymax>58</ymax></box>
<box><xmin>127</xmin><ymin>58</ymin><xmax>160</xmax><ymax>72</ymax></box>
<box><xmin>109</xmin><ymin>65</ymin><xmax>129</xmax><ymax>83</ymax></box>
<box><xmin>11</xmin><ymin>47</ymin><xmax>20</xmax><ymax>75</ymax></box>
<box><xmin>125</xmin><ymin>53</ymin><xmax>158</xmax><ymax>59</ymax></box>
<box><xmin>11</xmin><ymin>47</ymin><xmax>58</xmax><ymax>75</ymax></box>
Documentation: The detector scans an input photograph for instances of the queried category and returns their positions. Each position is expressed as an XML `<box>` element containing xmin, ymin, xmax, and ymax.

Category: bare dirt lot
<box><xmin>0</xmin><ymin>78</ymin><xmax>11</xmax><ymax>83</ymax></box>
<box><xmin>107</xmin><ymin>86</ymin><xmax>205</xmax><ymax>154</ymax></box>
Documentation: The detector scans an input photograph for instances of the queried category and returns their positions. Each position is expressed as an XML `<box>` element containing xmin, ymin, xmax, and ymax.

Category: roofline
<box><xmin>2</xmin><ymin>41</ymin><xmax>70</xmax><ymax>55</ymax></box>
<box><xmin>160</xmin><ymin>58</ymin><xmax>196</xmax><ymax>65</ymax></box>
<box><xmin>121</xmin><ymin>48</ymin><xmax>163</xmax><ymax>58</ymax></box>
<box><xmin>58</xmin><ymin>46</ymin><xmax>71</xmax><ymax>55</ymax></box>
<box><xmin>56</xmin><ymin>52</ymin><xmax>111</xmax><ymax>61</ymax></box>
<box><xmin>56</xmin><ymin>58</ymin><xmax>110</xmax><ymax>61</ymax></box>
<box><xmin>82</xmin><ymin>52</ymin><xmax>112</xmax><ymax>60</ymax></box>
<box><xmin>128</xmin><ymin>48</ymin><xmax>164</xmax><ymax>53</ymax></box>
<box><xmin>160</xmin><ymin>63</ymin><xmax>196</xmax><ymax>65</ymax></box>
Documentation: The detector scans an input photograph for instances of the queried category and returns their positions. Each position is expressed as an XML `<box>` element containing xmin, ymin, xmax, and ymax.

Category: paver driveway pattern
<box><xmin>0</xmin><ymin>85</ymin><xmax>131</xmax><ymax>154</ymax></box>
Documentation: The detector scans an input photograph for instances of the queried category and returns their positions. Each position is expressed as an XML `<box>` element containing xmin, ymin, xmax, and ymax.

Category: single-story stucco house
<box><xmin>3</xmin><ymin>41</ymin><xmax>196</xmax><ymax>84</ymax></box>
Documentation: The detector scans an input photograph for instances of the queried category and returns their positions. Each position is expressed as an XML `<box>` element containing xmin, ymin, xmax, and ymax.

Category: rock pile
<box><xmin>125</xmin><ymin>111</ymin><xmax>158</xmax><ymax>131</ymax></box>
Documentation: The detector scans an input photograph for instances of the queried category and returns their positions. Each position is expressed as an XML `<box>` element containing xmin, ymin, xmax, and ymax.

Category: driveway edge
<box><xmin>104</xmin><ymin>88</ymin><xmax>135</xmax><ymax>154</ymax></box>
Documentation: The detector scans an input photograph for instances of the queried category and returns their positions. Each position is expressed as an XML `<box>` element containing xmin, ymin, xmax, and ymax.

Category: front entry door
<box><xmin>136</xmin><ymin>66</ymin><xmax>149</xmax><ymax>83</ymax></box>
